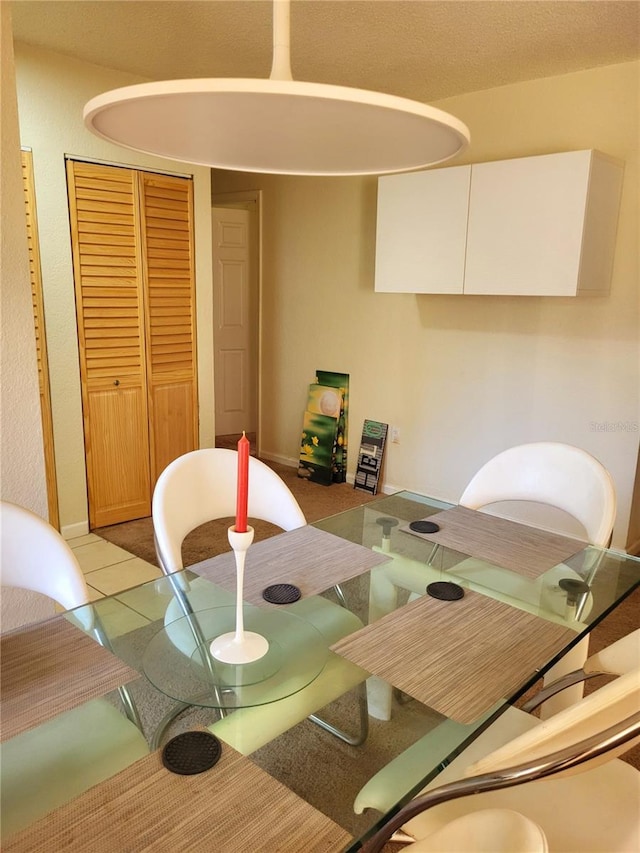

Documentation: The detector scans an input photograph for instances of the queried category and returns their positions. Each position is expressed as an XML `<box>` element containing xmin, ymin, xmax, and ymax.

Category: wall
<box><xmin>1</xmin><ymin>5</ymin><xmax>52</xmax><ymax>628</ymax></box>
<box><xmin>627</xmin><ymin>449</ymin><xmax>640</xmax><ymax>554</ymax></box>
<box><xmin>213</xmin><ymin>60</ymin><xmax>639</xmax><ymax>550</ymax></box>
<box><xmin>13</xmin><ymin>43</ymin><xmax>215</xmax><ymax>538</ymax></box>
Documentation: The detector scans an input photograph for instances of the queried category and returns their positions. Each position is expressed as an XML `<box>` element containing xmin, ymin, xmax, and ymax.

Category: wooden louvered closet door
<box><xmin>67</xmin><ymin>161</ymin><xmax>198</xmax><ymax>529</ymax></box>
<box><xmin>67</xmin><ymin>161</ymin><xmax>151</xmax><ymax>528</ymax></box>
<box><xmin>139</xmin><ymin>173</ymin><xmax>198</xmax><ymax>484</ymax></box>
<box><xmin>21</xmin><ymin>149</ymin><xmax>60</xmax><ymax>529</ymax></box>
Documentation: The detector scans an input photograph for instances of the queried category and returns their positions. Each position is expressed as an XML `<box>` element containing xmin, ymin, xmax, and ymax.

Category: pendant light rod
<box><xmin>270</xmin><ymin>0</ymin><xmax>293</xmax><ymax>81</ymax></box>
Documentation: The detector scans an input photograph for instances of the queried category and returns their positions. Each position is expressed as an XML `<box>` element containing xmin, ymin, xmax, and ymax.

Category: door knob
<box><xmin>113</xmin><ymin>379</ymin><xmax>120</xmax><ymax>386</ymax></box>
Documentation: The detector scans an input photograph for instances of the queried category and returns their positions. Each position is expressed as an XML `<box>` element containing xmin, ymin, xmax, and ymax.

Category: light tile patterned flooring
<box><xmin>67</xmin><ymin>532</ymin><xmax>164</xmax><ymax>637</ymax></box>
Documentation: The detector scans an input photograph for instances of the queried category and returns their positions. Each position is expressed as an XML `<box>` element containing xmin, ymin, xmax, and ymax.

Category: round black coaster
<box><xmin>410</xmin><ymin>520</ymin><xmax>441</xmax><ymax>534</ymax></box>
<box><xmin>559</xmin><ymin>578</ymin><xmax>591</xmax><ymax>603</ymax></box>
<box><xmin>426</xmin><ymin>581</ymin><xmax>464</xmax><ymax>601</ymax></box>
<box><xmin>262</xmin><ymin>583</ymin><xmax>302</xmax><ymax>604</ymax></box>
<box><xmin>376</xmin><ymin>516</ymin><xmax>399</xmax><ymax>536</ymax></box>
<box><xmin>162</xmin><ymin>731</ymin><xmax>222</xmax><ymax>775</ymax></box>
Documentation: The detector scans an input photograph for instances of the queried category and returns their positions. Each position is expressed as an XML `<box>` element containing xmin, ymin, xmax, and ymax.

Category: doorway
<box><xmin>212</xmin><ymin>191</ymin><xmax>261</xmax><ymax>455</ymax></box>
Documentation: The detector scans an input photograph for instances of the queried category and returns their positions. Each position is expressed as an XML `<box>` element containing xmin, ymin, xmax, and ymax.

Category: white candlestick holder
<box><xmin>209</xmin><ymin>525</ymin><xmax>270</xmax><ymax>664</ymax></box>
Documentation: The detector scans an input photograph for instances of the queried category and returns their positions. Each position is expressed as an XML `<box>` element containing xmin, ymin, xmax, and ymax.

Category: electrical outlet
<box><xmin>391</xmin><ymin>426</ymin><xmax>400</xmax><ymax>444</ymax></box>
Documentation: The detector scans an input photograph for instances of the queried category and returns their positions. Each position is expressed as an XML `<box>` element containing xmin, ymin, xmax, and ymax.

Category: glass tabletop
<box><xmin>142</xmin><ymin>604</ymin><xmax>329</xmax><ymax>709</ymax></box>
<box><xmin>314</xmin><ymin>490</ymin><xmax>640</xmax><ymax>633</ymax></box>
<box><xmin>6</xmin><ymin>490</ymin><xmax>638</xmax><ymax>851</ymax></box>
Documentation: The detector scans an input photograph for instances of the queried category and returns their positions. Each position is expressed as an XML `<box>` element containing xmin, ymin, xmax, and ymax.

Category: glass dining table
<box><xmin>2</xmin><ymin>490</ymin><xmax>639</xmax><ymax>851</ymax></box>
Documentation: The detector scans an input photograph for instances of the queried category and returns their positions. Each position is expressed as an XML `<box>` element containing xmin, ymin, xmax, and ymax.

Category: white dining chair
<box><xmin>355</xmin><ymin>444</ymin><xmax>624</xmax><ymax>810</ymax></box>
<box><xmin>361</xmin><ymin>667</ymin><xmax>640</xmax><ymax>853</ymax></box>
<box><xmin>458</xmin><ymin>441</ymin><xmax>616</xmax><ymax>547</ymax></box>
<box><xmin>403</xmin><ymin>444</ymin><xmax>615</xmax><ymax>608</ymax></box>
<box><xmin>522</xmin><ymin>626</ymin><xmax>640</xmax><ymax>712</ymax></box>
<box><xmin>371</xmin><ymin>443</ymin><xmax>617</xmax><ymax>721</ymax></box>
<box><xmin>394</xmin><ymin>808</ymin><xmax>548</xmax><ymax>852</ymax></box>
<box><xmin>153</xmin><ymin>448</ymin><xmax>307</xmax><ymax>575</ymax></box>
<box><xmin>151</xmin><ymin>448</ymin><xmax>368</xmax><ymax>749</ymax></box>
<box><xmin>443</xmin><ymin>442</ymin><xmax>616</xmax><ymax>714</ymax></box>
<box><xmin>0</xmin><ymin>501</ymin><xmax>149</xmax><ymax>839</ymax></box>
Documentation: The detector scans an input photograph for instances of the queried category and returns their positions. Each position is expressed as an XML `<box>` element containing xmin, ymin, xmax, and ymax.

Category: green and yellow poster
<box><xmin>298</xmin><ymin>371</ymin><xmax>349</xmax><ymax>485</ymax></box>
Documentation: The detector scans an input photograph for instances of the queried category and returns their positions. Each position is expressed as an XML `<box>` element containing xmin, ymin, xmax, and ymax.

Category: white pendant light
<box><xmin>84</xmin><ymin>0</ymin><xmax>469</xmax><ymax>176</ymax></box>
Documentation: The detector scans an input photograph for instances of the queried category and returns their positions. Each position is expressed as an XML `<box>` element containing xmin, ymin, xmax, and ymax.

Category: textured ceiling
<box><xmin>10</xmin><ymin>0</ymin><xmax>640</xmax><ymax>103</ymax></box>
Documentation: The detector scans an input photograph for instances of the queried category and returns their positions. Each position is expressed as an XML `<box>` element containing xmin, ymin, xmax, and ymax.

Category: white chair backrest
<box><xmin>152</xmin><ymin>448</ymin><xmax>306</xmax><ymax>573</ymax></box>
<box><xmin>459</xmin><ymin>442</ymin><xmax>616</xmax><ymax>546</ymax></box>
<box><xmin>467</xmin><ymin>667</ymin><xmax>640</xmax><ymax>780</ymax></box>
<box><xmin>586</xmin><ymin>628</ymin><xmax>640</xmax><ymax>677</ymax></box>
<box><xmin>408</xmin><ymin>809</ymin><xmax>548</xmax><ymax>853</ymax></box>
<box><xmin>0</xmin><ymin>501</ymin><xmax>91</xmax><ymax>611</ymax></box>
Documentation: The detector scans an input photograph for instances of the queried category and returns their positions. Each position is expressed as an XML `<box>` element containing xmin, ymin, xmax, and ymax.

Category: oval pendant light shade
<box><xmin>84</xmin><ymin>2</ymin><xmax>469</xmax><ymax>175</ymax></box>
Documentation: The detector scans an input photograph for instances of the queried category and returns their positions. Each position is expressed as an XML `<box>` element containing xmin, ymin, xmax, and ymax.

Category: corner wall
<box><xmin>1</xmin><ymin>5</ymin><xmax>51</xmax><ymax>628</ymax></box>
<box><xmin>213</xmin><ymin>60</ymin><xmax>639</xmax><ymax>550</ymax></box>
<box><xmin>12</xmin><ymin>43</ymin><xmax>215</xmax><ymax>538</ymax></box>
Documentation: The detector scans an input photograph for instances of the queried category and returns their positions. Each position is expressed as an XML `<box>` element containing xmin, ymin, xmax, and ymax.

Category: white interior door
<box><xmin>212</xmin><ymin>206</ymin><xmax>256</xmax><ymax>436</ymax></box>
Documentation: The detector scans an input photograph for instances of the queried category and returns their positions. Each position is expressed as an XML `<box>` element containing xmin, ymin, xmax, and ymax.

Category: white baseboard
<box><xmin>259</xmin><ymin>450</ymin><xmax>299</xmax><ymax>468</ymax></box>
<box><xmin>61</xmin><ymin>520</ymin><xmax>90</xmax><ymax>540</ymax></box>
<box><xmin>379</xmin><ymin>480</ymin><xmax>403</xmax><ymax>495</ymax></box>
<box><xmin>259</xmin><ymin>450</ymin><xmax>406</xmax><ymax>498</ymax></box>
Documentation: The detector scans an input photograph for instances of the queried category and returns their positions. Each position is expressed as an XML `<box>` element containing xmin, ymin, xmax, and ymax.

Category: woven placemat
<box><xmin>191</xmin><ymin>525</ymin><xmax>390</xmax><ymax>603</ymax></box>
<box><xmin>1</xmin><ymin>616</ymin><xmax>139</xmax><ymax>742</ymax></box>
<box><xmin>332</xmin><ymin>590</ymin><xmax>576</xmax><ymax>724</ymax></box>
<box><xmin>401</xmin><ymin>505</ymin><xmax>586</xmax><ymax>579</ymax></box>
<box><xmin>3</xmin><ymin>744</ymin><xmax>352</xmax><ymax>852</ymax></box>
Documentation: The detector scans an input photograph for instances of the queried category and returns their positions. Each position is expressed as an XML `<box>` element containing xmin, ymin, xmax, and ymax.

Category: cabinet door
<box><xmin>67</xmin><ymin>160</ymin><xmax>152</xmax><ymax>528</ymax></box>
<box><xmin>464</xmin><ymin>151</ymin><xmax>592</xmax><ymax>296</ymax></box>
<box><xmin>375</xmin><ymin>165</ymin><xmax>471</xmax><ymax>294</ymax></box>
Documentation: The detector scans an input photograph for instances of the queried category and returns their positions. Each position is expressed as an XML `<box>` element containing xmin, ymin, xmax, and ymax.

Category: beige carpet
<box><xmin>95</xmin><ymin>458</ymin><xmax>378</xmax><ymax>569</ymax></box>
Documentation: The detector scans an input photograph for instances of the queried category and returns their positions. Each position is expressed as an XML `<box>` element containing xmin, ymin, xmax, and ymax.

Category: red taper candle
<box><xmin>235</xmin><ymin>431</ymin><xmax>250</xmax><ymax>533</ymax></box>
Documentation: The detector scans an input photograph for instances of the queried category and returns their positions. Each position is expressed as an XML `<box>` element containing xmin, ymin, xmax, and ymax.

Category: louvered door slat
<box><xmin>85</xmin><ymin>319</ymin><xmax>139</xmax><ymax>329</ymax></box>
<box><xmin>141</xmin><ymin>226</ymin><xmax>189</xmax><ymax>240</ymax></box>
<box><xmin>149</xmin><ymin>334</ymin><xmax>192</xmax><ymax>346</ymax></box>
<box><xmin>76</xmin><ymin>215</ymin><xmax>137</xmax><ymax>230</ymax></box>
<box><xmin>78</xmin><ymin>230</ymin><xmax>136</xmax><ymax>243</ymax></box>
<box><xmin>148</xmin><ymin>285</ymin><xmax>192</xmax><ymax>296</ymax></box>
<box><xmin>146</xmin><ymin>258</ymin><xmax>191</xmax><ymax>270</ymax></box>
<box><xmin>84</xmin><ymin>312</ymin><xmax>139</xmax><ymax>321</ymax></box>
<box><xmin>146</xmin><ymin>237</ymin><xmax>190</xmax><ymax>249</ymax></box>
<box><xmin>67</xmin><ymin>160</ymin><xmax>151</xmax><ymax>528</ymax></box>
<box><xmin>81</xmin><ymin>253</ymin><xmax>137</xmax><ymax>264</ymax></box>
<box><xmin>80</xmin><ymin>268</ymin><xmax>138</xmax><ymax>280</ymax></box>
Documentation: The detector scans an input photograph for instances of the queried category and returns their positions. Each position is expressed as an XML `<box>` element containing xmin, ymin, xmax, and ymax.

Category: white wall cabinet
<box><xmin>375</xmin><ymin>150</ymin><xmax>624</xmax><ymax>296</ymax></box>
<box><xmin>374</xmin><ymin>165</ymin><xmax>471</xmax><ymax>294</ymax></box>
